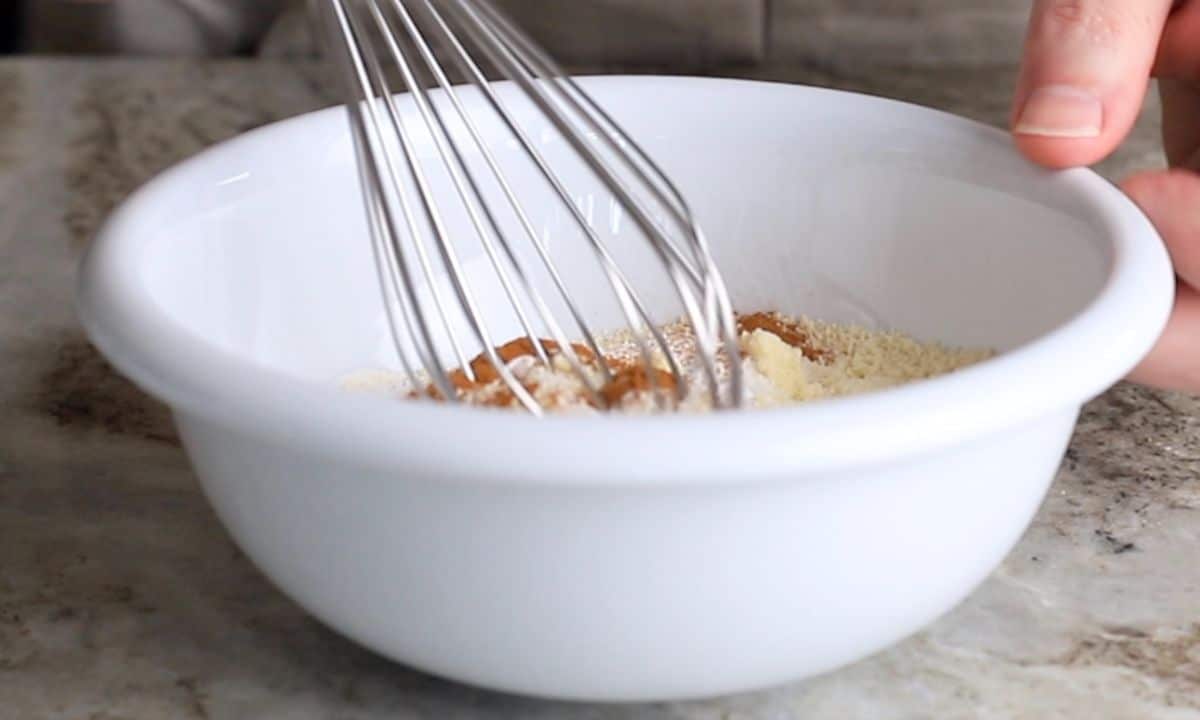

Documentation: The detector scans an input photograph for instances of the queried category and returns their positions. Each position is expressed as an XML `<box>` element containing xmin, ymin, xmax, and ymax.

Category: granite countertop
<box><xmin>1</xmin><ymin>57</ymin><xmax>1198</xmax><ymax>719</ymax></box>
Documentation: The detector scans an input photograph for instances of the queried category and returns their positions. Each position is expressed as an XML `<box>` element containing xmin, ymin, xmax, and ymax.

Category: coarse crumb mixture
<box><xmin>340</xmin><ymin>312</ymin><xmax>993</xmax><ymax>414</ymax></box>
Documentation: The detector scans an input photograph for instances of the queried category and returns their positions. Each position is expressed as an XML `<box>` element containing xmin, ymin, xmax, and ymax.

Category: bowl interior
<box><xmin>133</xmin><ymin>77</ymin><xmax>1110</xmax><ymax>385</ymax></box>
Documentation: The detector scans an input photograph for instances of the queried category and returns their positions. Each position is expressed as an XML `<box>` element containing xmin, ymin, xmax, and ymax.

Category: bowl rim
<box><xmin>75</xmin><ymin>75</ymin><xmax>1174</xmax><ymax>485</ymax></box>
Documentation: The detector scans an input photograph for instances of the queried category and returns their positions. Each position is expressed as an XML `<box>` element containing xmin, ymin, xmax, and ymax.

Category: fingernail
<box><xmin>1015</xmin><ymin>86</ymin><xmax>1103</xmax><ymax>138</ymax></box>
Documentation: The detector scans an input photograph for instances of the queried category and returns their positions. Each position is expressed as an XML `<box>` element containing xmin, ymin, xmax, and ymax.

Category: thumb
<box><xmin>1011</xmin><ymin>0</ymin><xmax>1173</xmax><ymax>169</ymax></box>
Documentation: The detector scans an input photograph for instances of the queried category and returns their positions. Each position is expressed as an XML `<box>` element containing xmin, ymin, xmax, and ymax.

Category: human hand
<box><xmin>1011</xmin><ymin>1</ymin><xmax>1199</xmax><ymax>393</ymax></box>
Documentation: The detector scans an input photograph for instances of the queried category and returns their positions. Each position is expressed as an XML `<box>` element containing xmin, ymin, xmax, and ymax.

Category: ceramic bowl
<box><xmin>77</xmin><ymin>76</ymin><xmax>1173</xmax><ymax>701</ymax></box>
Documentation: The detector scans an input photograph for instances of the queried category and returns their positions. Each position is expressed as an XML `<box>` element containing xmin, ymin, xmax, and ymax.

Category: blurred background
<box><xmin>8</xmin><ymin>0</ymin><xmax>293</xmax><ymax>56</ymax></box>
<box><xmin>1</xmin><ymin>1</ymin><xmax>1030</xmax><ymax>77</ymax></box>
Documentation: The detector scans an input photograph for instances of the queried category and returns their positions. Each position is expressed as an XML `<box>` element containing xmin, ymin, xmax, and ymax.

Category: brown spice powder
<box><xmin>414</xmin><ymin>311</ymin><xmax>838</xmax><ymax>409</ymax></box>
<box><xmin>736</xmin><ymin>312</ymin><xmax>830</xmax><ymax>363</ymax></box>
<box><xmin>599</xmin><ymin>364</ymin><xmax>679</xmax><ymax>407</ymax></box>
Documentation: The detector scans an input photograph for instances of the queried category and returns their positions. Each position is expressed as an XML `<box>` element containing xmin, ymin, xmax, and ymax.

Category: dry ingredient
<box><xmin>340</xmin><ymin>311</ymin><xmax>993</xmax><ymax>414</ymax></box>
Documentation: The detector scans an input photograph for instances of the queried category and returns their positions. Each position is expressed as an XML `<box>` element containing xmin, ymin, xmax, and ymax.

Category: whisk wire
<box><xmin>352</xmin><ymin>0</ymin><xmax>549</xmax><ymax>411</ymax></box>
<box><xmin>390</xmin><ymin>0</ymin><xmax>613</xmax><ymax>402</ymax></box>
<box><xmin>373</xmin><ymin>0</ymin><xmax>549</xmax><ymax>368</ymax></box>
<box><xmin>363</xmin><ymin>0</ymin><xmax>547</xmax><ymax>408</ymax></box>
<box><xmin>327</xmin><ymin>0</ymin><xmax>460</xmax><ymax>402</ymax></box>
<box><xmin>437</xmin><ymin>0</ymin><xmax>685</xmax><ymax>402</ymax></box>
<box><xmin>470</xmin><ymin>0</ymin><xmax>709</xmax><ymax>280</ymax></box>
<box><xmin>318</xmin><ymin>0</ymin><xmax>746</xmax><ymax>411</ymax></box>
<box><xmin>448</xmin><ymin>0</ymin><xmax>732</xmax><ymax>403</ymax></box>
<box><xmin>481</xmin><ymin>2</ymin><xmax>747</xmax><ymax>404</ymax></box>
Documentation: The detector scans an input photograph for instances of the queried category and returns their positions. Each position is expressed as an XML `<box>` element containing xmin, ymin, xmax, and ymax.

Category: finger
<box><xmin>1153</xmin><ymin>2</ymin><xmax>1200</xmax><ymax>81</ymax></box>
<box><xmin>1123</xmin><ymin>169</ymin><xmax>1200</xmax><ymax>286</ymax></box>
<box><xmin>1127</xmin><ymin>284</ymin><xmax>1200</xmax><ymax>393</ymax></box>
<box><xmin>1012</xmin><ymin>0</ymin><xmax>1174</xmax><ymax>169</ymax></box>
<box><xmin>1123</xmin><ymin>169</ymin><xmax>1200</xmax><ymax>392</ymax></box>
<box><xmin>1159</xmin><ymin>79</ymin><xmax>1200</xmax><ymax>170</ymax></box>
<box><xmin>1154</xmin><ymin>2</ymin><xmax>1200</xmax><ymax>170</ymax></box>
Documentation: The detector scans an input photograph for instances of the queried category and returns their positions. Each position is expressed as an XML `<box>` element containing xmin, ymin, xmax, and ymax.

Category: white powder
<box><xmin>339</xmin><ymin>312</ymin><xmax>992</xmax><ymax>414</ymax></box>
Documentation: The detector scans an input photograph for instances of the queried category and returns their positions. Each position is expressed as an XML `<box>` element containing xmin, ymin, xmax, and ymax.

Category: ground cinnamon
<box><xmin>599</xmin><ymin>364</ymin><xmax>678</xmax><ymax>406</ymax></box>
<box><xmin>438</xmin><ymin>315</ymin><xmax>817</xmax><ymax>406</ymax></box>
<box><xmin>736</xmin><ymin>312</ymin><xmax>830</xmax><ymax>363</ymax></box>
<box><xmin>343</xmin><ymin>309</ymin><xmax>994</xmax><ymax>414</ymax></box>
<box><xmin>415</xmin><ymin>337</ymin><xmax>597</xmax><ymax>406</ymax></box>
<box><xmin>468</xmin><ymin>337</ymin><xmax>596</xmax><ymax>385</ymax></box>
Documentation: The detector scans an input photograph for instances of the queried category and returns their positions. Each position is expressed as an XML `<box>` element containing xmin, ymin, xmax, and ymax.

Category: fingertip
<box><xmin>1120</xmin><ymin>169</ymin><xmax>1200</xmax><ymax>288</ymax></box>
<box><xmin>1009</xmin><ymin>0</ymin><xmax>1168</xmax><ymax>170</ymax></box>
<box><xmin>1127</xmin><ymin>285</ymin><xmax>1200</xmax><ymax>394</ymax></box>
<box><xmin>1119</xmin><ymin>169</ymin><xmax>1167</xmax><ymax>203</ymax></box>
<box><xmin>1120</xmin><ymin>168</ymin><xmax>1200</xmax><ymax>210</ymax></box>
<box><xmin>1011</xmin><ymin>133</ymin><xmax>1113</xmax><ymax>169</ymax></box>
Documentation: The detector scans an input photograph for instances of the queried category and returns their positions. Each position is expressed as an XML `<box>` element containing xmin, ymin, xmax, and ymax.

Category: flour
<box><xmin>340</xmin><ymin>312</ymin><xmax>992</xmax><ymax>414</ymax></box>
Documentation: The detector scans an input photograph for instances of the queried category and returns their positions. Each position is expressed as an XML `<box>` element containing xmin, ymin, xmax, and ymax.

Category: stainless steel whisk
<box><xmin>312</xmin><ymin>0</ymin><xmax>743</xmax><ymax>414</ymax></box>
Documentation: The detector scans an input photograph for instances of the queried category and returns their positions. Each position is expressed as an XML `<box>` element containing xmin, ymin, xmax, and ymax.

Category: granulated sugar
<box><xmin>339</xmin><ymin>311</ymin><xmax>992</xmax><ymax>414</ymax></box>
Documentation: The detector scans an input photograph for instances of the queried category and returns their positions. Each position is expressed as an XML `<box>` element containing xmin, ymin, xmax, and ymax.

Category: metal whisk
<box><xmin>312</xmin><ymin>0</ymin><xmax>743</xmax><ymax>414</ymax></box>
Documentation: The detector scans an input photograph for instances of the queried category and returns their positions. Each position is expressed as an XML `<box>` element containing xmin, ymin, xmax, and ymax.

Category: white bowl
<box><xmin>77</xmin><ymin>76</ymin><xmax>1172</xmax><ymax>701</ymax></box>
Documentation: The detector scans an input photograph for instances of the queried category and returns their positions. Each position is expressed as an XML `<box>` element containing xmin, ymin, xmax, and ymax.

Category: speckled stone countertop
<box><xmin>1</xmin><ymin>58</ymin><xmax>1198</xmax><ymax>719</ymax></box>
